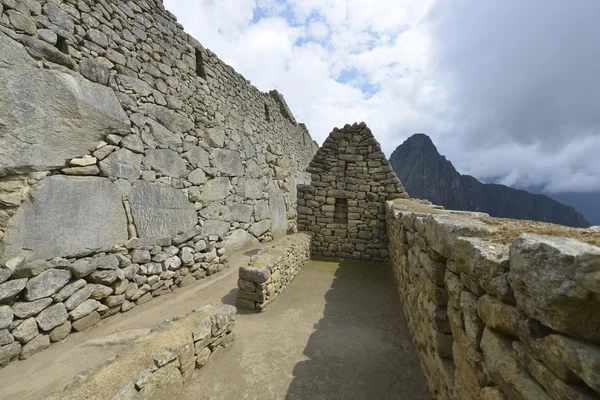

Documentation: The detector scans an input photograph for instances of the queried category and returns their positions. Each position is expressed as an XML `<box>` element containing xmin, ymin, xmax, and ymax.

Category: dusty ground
<box><xmin>0</xmin><ymin>240</ymin><xmax>274</xmax><ymax>400</ymax></box>
<box><xmin>392</xmin><ymin>198</ymin><xmax>600</xmax><ymax>247</ymax></box>
<box><xmin>181</xmin><ymin>259</ymin><xmax>430</xmax><ymax>400</ymax></box>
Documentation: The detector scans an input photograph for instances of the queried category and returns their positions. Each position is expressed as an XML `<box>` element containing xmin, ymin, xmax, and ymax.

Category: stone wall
<box><xmin>0</xmin><ymin>0</ymin><xmax>317</xmax><ymax>366</ymax></box>
<box><xmin>386</xmin><ymin>199</ymin><xmax>600</xmax><ymax>400</ymax></box>
<box><xmin>236</xmin><ymin>232</ymin><xmax>311</xmax><ymax>312</ymax></box>
<box><xmin>44</xmin><ymin>303</ymin><xmax>235</xmax><ymax>400</ymax></box>
<box><xmin>297</xmin><ymin>122</ymin><xmax>408</xmax><ymax>262</ymax></box>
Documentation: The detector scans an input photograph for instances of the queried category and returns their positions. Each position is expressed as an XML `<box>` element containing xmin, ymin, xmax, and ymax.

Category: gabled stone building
<box><xmin>297</xmin><ymin>122</ymin><xmax>409</xmax><ymax>261</ymax></box>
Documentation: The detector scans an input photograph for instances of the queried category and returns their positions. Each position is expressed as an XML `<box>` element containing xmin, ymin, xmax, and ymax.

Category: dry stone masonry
<box><xmin>297</xmin><ymin>122</ymin><xmax>408</xmax><ymax>261</ymax></box>
<box><xmin>0</xmin><ymin>0</ymin><xmax>317</xmax><ymax>367</ymax></box>
<box><xmin>236</xmin><ymin>232</ymin><xmax>311</xmax><ymax>311</ymax></box>
<box><xmin>386</xmin><ymin>199</ymin><xmax>600</xmax><ymax>400</ymax></box>
<box><xmin>44</xmin><ymin>303</ymin><xmax>236</xmax><ymax>400</ymax></box>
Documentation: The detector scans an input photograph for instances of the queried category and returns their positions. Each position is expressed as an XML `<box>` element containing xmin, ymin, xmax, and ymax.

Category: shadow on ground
<box><xmin>285</xmin><ymin>260</ymin><xmax>430</xmax><ymax>400</ymax></box>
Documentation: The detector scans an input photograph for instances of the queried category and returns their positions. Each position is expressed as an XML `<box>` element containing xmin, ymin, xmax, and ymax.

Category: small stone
<box><xmin>25</xmin><ymin>269</ymin><xmax>71</xmax><ymax>301</ymax></box>
<box><xmin>62</xmin><ymin>166</ymin><xmax>100</xmax><ymax>175</ymax></box>
<box><xmin>0</xmin><ymin>329</ymin><xmax>14</xmax><ymax>346</ymax></box>
<box><xmin>69</xmin><ymin>299</ymin><xmax>101</xmax><ymax>320</ymax></box>
<box><xmin>0</xmin><ymin>278</ymin><xmax>27</xmax><ymax>304</ymax></box>
<box><xmin>20</xmin><ymin>334</ymin><xmax>50</xmax><ymax>360</ymax></box>
<box><xmin>71</xmin><ymin>311</ymin><xmax>101</xmax><ymax>332</ymax></box>
<box><xmin>36</xmin><ymin>303</ymin><xmax>68</xmax><ymax>331</ymax></box>
<box><xmin>65</xmin><ymin>285</ymin><xmax>94</xmax><ymax>310</ymax></box>
<box><xmin>89</xmin><ymin>284</ymin><xmax>113</xmax><ymax>299</ymax></box>
<box><xmin>0</xmin><ymin>306</ymin><xmax>13</xmax><ymax>330</ymax></box>
<box><xmin>69</xmin><ymin>157</ymin><xmax>97</xmax><ymax>167</ymax></box>
<box><xmin>12</xmin><ymin>317</ymin><xmax>38</xmax><ymax>344</ymax></box>
<box><xmin>0</xmin><ymin>342</ymin><xmax>21</xmax><ymax>368</ymax></box>
<box><xmin>53</xmin><ymin>279</ymin><xmax>87</xmax><ymax>302</ymax></box>
<box><xmin>69</xmin><ymin>259</ymin><xmax>97</xmax><ymax>278</ymax></box>
<box><xmin>112</xmin><ymin>381</ymin><xmax>137</xmax><ymax>400</ymax></box>
<box><xmin>12</xmin><ymin>298</ymin><xmax>53</xmax><ymax>319</ymax></box>
<box><xmin>131</xmin><ymin>249</ymin><xmax>151</xmax><ymax>264</ymax></box>
<box><xmin>49</xmin><ymin>321</ymin><xmax>71</xmax><ymax>343</ymax></box>
<box><xmin>12</xmin><ymin>259</ymin><xmax>53</xmax><ymax>279</ymax></box>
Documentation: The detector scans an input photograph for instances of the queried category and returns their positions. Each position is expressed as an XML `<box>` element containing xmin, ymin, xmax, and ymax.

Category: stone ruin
<box><xmin>0</xmin><ymin>1</ymin><xmax>599</xmax><ymax>400</ymax></box>
<box><xmin>297</xmin><ymin>122</ymin><xmax>408</xmax><ymax>261</ymax></box>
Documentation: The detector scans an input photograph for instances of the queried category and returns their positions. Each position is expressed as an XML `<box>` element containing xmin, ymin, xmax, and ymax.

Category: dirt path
<box><xmin>0</xmin><ymin>241</ymin><xmax>272</xmax><ymax>400</ymax></box>
<box><xmin>181</xmin><ymin>260</ymin><xmax>430</xmax><ymax>400</ymax></box>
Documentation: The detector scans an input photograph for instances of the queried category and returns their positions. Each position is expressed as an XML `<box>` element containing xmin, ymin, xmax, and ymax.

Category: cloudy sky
<box><xmin>164</xmin><ymin>0</ymin><xmax>600</xmax><ymax>194</ymax></box>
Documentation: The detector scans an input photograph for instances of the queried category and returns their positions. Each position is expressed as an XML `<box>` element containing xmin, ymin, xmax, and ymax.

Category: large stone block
<box><xmin>268</xmin><ymin>183</ymin><xmax>287</xmax><ymax>238</ymax></box>
<box><xmin>0</xmin><ymin>69</ymin><xmax>129</xmax><ymax>176</ymax></box>
<box><xmin>143</xmin><ymin>149</ymin><xmax>187</xmax><ymax>178</ymax></box>
<box><xmin>129</xmin><ymin>181</ymin><xmax>197</xmax><ymax>240</ymax></box>
<box><xmin>509</xmin><ymin>234</ymin><xmax>600</xmax><ymax>343</ymax></box>
<box><xmin>1</xmin><ymin>176</ymin><xmax>128</xmax><ymax>262</ymax></box>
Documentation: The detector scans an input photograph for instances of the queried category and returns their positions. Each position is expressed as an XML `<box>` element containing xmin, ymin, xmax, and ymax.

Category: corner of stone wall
<box><xmin>385</xmin><ymin>199</ymin><xmax>600</xmax><ymax>400</ymax></box>
<box><xmin>236</xmin><ymin>232</ymin><xmax>311</xmax><ymax>311</ymax></box>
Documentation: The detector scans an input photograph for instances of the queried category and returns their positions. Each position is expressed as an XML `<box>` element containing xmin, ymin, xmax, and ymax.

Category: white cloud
<box><xmin>163</xmin><ymin>0</ymin><xmax>600</xmax><ymax>193</ymax></box>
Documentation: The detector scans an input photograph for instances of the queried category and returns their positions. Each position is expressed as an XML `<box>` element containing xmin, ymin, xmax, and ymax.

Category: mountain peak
<box><xmin>389</xmin><ymin>134</ymin><xmax>591</xmax><ymax>228</ymax></box>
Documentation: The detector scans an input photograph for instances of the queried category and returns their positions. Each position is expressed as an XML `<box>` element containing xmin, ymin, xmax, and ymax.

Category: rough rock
<box><xmin>49</xmin><ymin>321</ymin><xmax>72</xmax><ymax>343</ymax></box>
<box><xmin>0</xmin><ymin>69</ymin><xmax>129</xmax><ymax>176</ymax></box>
<box><xmin>143</xmin><ymin>149</ymin><xmax>188</xmax><ymax>178</ymax></box>
<box><xmin>20</xmin><ymin>333</ymin><xmax>50</xmax><ymax>360</ymax></box>
<box><xmin>0</xmin><ymin>306</ymin><xmax>13</xmax><ymax>329</ymax></box>
<box><xmin>211</xmin><ymin>149</ymin><xmax>243</xmax><ymax>176</ymax></box>
<box><xmin>69</xmin><ymin>299</ymin><xmax>101</xmax><ymax>321</ymax></box>
<box><xmin>0</xmin><ymin>342</ymin><xmax>21</xmax><ymax>368</ymax></box>
<box><xmin>12</xmin><ymin>298</ymin><xmax>53</xmax><ymax>319</ymax></box>
<box><xmin>65</xmin><ymin>286</ymin><xmax>94</xmax><ymax>310</ymax></box>
<box><xmin>136</xmin><ymin>364</ymin><xmax>184</xmax><ymax>399</ymax></box>
<box><xmin>268</xmin><ymin>183</ymin><xmax>287</xmax><ymax>238</ymax></box>
<box><xmin>12</xmin><ymin>259</ymin><xmax>52</xmax><ymax>279</ymax></box>
<box><xmin>509</xmin><ymin>234</ymin><xmax>600</xmax><ymax>343</ymax></box>
<box><xmin>0</xmin><ymin>31</ymin><xmax>37</xmax><ymax>68</ymax></box>
<box><xmin>129</xmin><ymin>181</ymin><xmax>197</xmax><ymax>240</ymax></box>
<box><xmin>249</xmin><ymin>220</ymin><xmax>271</xmax><ymax>237</ymax></box>
<box><xmin>1</xmin><ymin>176</ymin><xmax>128</xmax><ymax>262</ymax></box>
<box><xmin>71</xmin><ymin>310</ymin><xmax>101</xmax><ymax>332</ymax></box>
<box><xmin>141</xmin><ymin>104</ymin><xmax>194</xmax><ymax>134</ymax></box>
<box><xmin>36</xmin><ymin>303</ymin><xmax>68</xmax><ymax>331</ymax></box>
<box><xmin>0</xmin><ymin>278</ymin><xmax>27</xmax><ymax>304</ymax></box>
<box><xmin>198</xmin><ymin>178</ymin><xmax>231</xmax><ymax>203</ymax></box>
<box><xmin>225</xmin><ymin>230</ymin><xmax>259</xmax><ymax>254</ymax></box>
<box><xmin>24</xmin><ymin>269</ymin><xmax>71</xmax><ymax>301</ymax></box>
<box><xmin>99</xmin><ymin>148</ymin><xmax>143</xmax><ymax>179</ymax></box>
<box><xmin>12</xmin><ymin>317</ymin><xmax>38</xmax><ymax>344</ymax></box>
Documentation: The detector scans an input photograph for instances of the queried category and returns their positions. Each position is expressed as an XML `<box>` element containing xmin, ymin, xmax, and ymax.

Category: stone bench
<box><xmin>43</xmin><ymin>303</ymin><xmax>235</xmax><ymax>400</ymax></box>
<box><xmin>236</xmin><ymin>233</ymin><xmax>311</xmax><ymax>311</ymax></box>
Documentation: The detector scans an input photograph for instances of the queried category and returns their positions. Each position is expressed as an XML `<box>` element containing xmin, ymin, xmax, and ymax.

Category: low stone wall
<box><xmin>0</xmin><ymin>227</ymin><xmax>227</xmax><ymax>368</ymax></box>
<box><xmin>236</xmin><ymin>233</ymin><xmax>311</xmax><ymax>311</ymax></box>
<box><xmin>386</xmin><ymin>199</ymin><xmax>600</xmax><ymax>400</ymax></box>
<box><xmin>44</xmin><ymin>302</ymin><xmax>235</xmax><ymax>400</ymax></box>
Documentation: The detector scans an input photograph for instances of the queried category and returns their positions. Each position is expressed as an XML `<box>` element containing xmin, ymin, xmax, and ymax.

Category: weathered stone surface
<box><xmin>129</xmin><ymin>181</ymin><xmax>197</xmax><ymax>240</ymax></box>
<box><xmin>239</xmin><ymin>267</ymin><xmax>270</xmax><ymax>284</ymax></box>
<box><xmin>49</xmin><ymin>321</ymin><xmax>71</xmax><ymax>343</ymax></box>
<box><xmin>143</xmin><ymin>149</ymin><xmax>187</xmax><ymax>178</ymax></box>
<box><xmin>268</xmin><ymin>183</ymin><xmax>287</xmax><ymax>238</ymax></box>
<box><xmin>89</xmin><ymin>270</ymin><xmax>118</xmax><ymax>285</ymax></box>
<box><xmin>183</xmin><ymin>147</ymin><xmax>209</xmax><ymax>168</ymax></box>
<box><xmin>71</xmin><ymin>310</ymin><xmax>100</xmax><ymax>332</ymax></box>
<box><xmin>509</xmin><ymin>234</ymin><xmax>600</xmax><ymax>343</ymax></box>
<box><xmin>118</xmin><ymin>75</ymin><xmax>153</xmax><ymax>96</ymax></box>
<box><xmin>211</xmin><ymin>149</ymin><xmax>243</xmax><ymax>176</ymax></box>
<box><xmin>0</xmin><ymin>31</ymin><xmax>36</xmax><ymax>68</ymax></box>
<box><xmin>0</xmin><ymin>329</ymin><xmax>13</xmax><ymax>346</ymax></box>
<box><xmin>1</xmin><ymin>176</ymin><xmax>128</xmax><ymax>262</ymax></box>
<box><xmin>249</xmin><ymin>220</ymin><xmax>271</xmax><ymax>237</ymax></box>
<box><xmin>36</xmin><ymin>303</ymin><xmax>68</xmax><ymax>331</ymax></box>
<box><xmin>112</xmin><ymin>381</ymin><xmax>137</xmax><ymax>400</ymax></box>
<box><xmin>425</xmin><ymin>214</ymin><xmax>494</xmax><ymax>260</ymax></box>
<box><xmin>198</xmin><ymin>178</ymin><xmax>231</xmax><ymax>203</ymax></box>
<box><xmin>0</xmin><ymin>306</ymin><xmax>13</xmax><ymax>329</ymax></box>
<box><xmin>12</xmin><ymin>298</ymin><xmax>53</xmax><ymax>319</ymax></box>
<box><xmin>20</xmin><ymin>333</ymin><xmax>50</xmax><ymax>359</ymax></box>
<box><xmin>99</xmin><ymin>148</ymin><xmax>143</xmax><ymax>179</ymax></box>
<box><xmin>0</xmin><ymin>342</ymin><xmax>21</xmax><ymax>368</ymax></box>
<box><xmin>202</xmin><ymin>220</ymin><xmax>230</xmax><ymax>237</ymax></box>
<box><xmin>24</xmin><ymin>268</ymin><xmax>71</xmax><ymax>301</ymax></box>
<box><xmin>141</xmin><ymin>104</ymin><xmax>193</xmax><ymax>134</ymax></box>
<box><xmin>480</xmin><ymin>327</ymin><xmax>550</xmax><ymax>399</ymax></box>
<box><xmin>17</xmin><ymin>35</ymin><xmax>73</xmax><ymax>68</ymax></box>
<box><xmin>0</xmin><ymin>69</ymin><xmax>129</xmax><ymax>176</ymax></box>
<box><xmin>69</xmin><ymin>299</ymin><xmax>101</xmax><ymax>321</ymax></box>
<box><xmin>136</xmin><ymin>364</ymin><xmax>184</xmax><ymax>399</ymax></box>
<box><xmin>225</xmin><ymin>230</ymin><xmax>259</xmax><ymax>254</ymax></box>
<box><xmin>12</xmin><ymin>259</ymin><xmax>52</xmax><ymax>279</ymax></box>
<box><xmin>0</xmin><ymin>278</ymin><xmax>27</xmax><ymax>304</ymax></box>
<box><xmin>546</xmin><ymin>334</ymin><xmax>600</xmax><ymax>393</ymax></box>
<box><xmin>12</xmin><ymin>317</ymin><xmax>38</xmax><ymax>344</ymax></box>
<box><xmin>222</xmin><ymin>204</ymin><xmax>253</xmax><ymax>223</ymax></box>
<box><xmin>65</xmin><ymin>286</ymin><xmax>94</xmax><ymax>310</ymax></box>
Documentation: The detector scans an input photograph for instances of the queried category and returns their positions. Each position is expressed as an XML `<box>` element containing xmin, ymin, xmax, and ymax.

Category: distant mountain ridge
<box><xmin>389</xmin><ymin>134</ymin><xmax>591</xmax><ymax>228</ymax></box>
